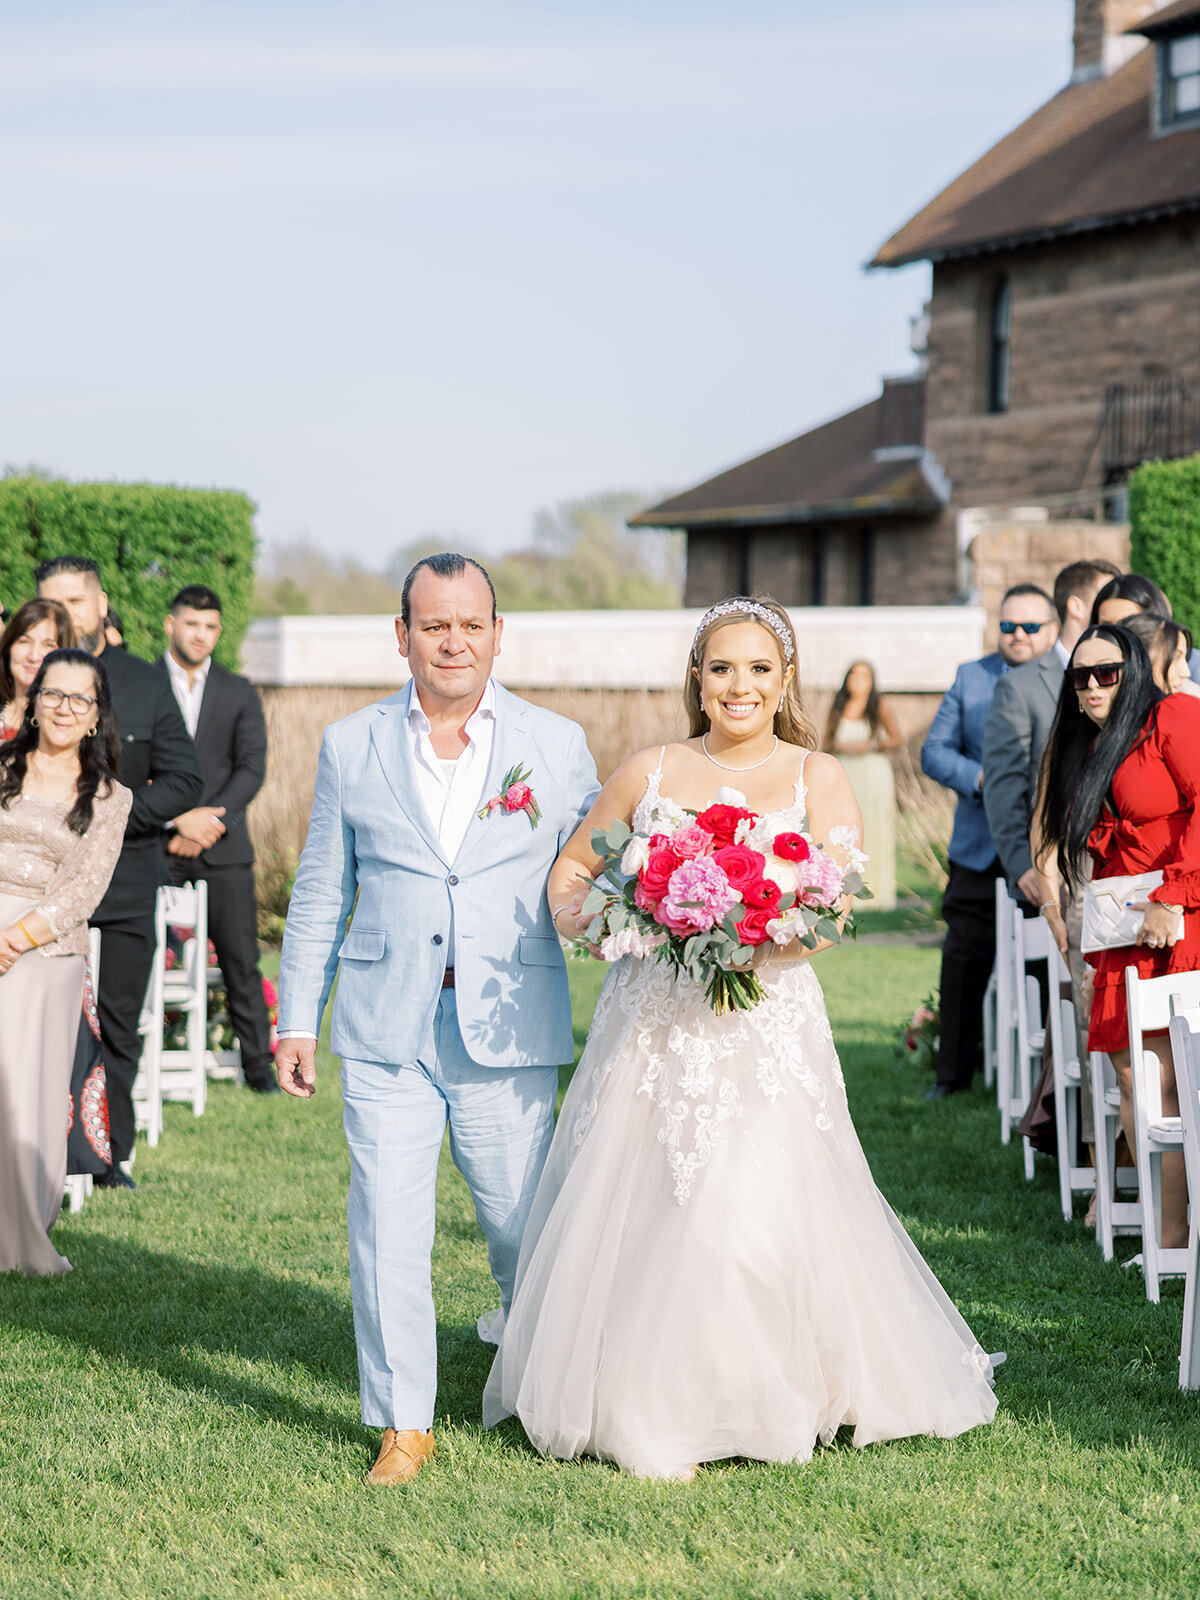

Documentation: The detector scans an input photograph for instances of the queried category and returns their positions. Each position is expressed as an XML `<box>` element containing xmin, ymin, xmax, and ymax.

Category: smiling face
<box><xmin>998</xmin><ymin>592</ymin><xmax>1058</xmax><ymax>666</ymax></box>
<box><xmin>395</xmin><ymin>565</ymin><xmax>502</xmax><ymax>712</ymax></box>
<box><xmin>34</xmin><ymin>659</ymin><xmax>100</xmax><ymax>754</ymax></box>
<box><xmin>7</xmin><ymin>616</ymin><xmax>61</xmax><ymax>697</ymax></box>
<box><xmin>1071</xmin><ymin>636</ymin><xmax>1125</xmax><ymax>727</ymax></box>
<box><xmin>695</xmin><ymin>621</ymin><xmax>793</xmax><ymax>743</ymax></box>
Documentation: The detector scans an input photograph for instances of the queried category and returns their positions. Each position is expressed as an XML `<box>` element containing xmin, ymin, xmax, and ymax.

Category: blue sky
<box><xmin>2</xmin><ymin>0</ymin><xmax>1071</xmax><ymax>558</ymax></box>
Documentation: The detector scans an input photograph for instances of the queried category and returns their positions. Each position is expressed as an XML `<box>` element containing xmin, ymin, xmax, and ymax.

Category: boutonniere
<box><xmin>479</xmin><ymin>762</ymin><xmax>541</xmax><ymax>830</ymax></box>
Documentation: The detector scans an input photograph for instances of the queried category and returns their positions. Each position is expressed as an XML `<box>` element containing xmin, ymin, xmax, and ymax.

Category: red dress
<box><xmin>1086</xmin><ymin>695</ymin><xmax>1200</xmax><ymax>1053</ymax></box>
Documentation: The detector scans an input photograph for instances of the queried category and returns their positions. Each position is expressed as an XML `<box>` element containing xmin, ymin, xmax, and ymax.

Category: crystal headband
<box><xmin>692</xmin><ymin>600</ymin><xmax>794</xmax><ymax>663</ymax></box>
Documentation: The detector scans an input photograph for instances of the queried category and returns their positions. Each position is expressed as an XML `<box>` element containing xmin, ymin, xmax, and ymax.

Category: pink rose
<box><xmin>735</xmin><ymin>906</ymin><xmax>775</xmax><ymax>945</ymax></box>
<box><xmin>503</xmin><ymin>781</ymin><xmax>533</xmax><ymax>812</ymax></box>
<box><xmin>670</xmin><ymin>823</ymin><xmax>716</xmax><ymax>860</ymax></box>
<box><xmin>772</xmin><ymin>831</ymin><xmax>811</xmax><ymax>862</ymax></box>
<box><xmin>741</xmin><ymin>877</ymin><xmax>782</xmax><ymax>911</ymax></box>
<box><xmin>635</xmin><ymin>844</ymin><xmax>683</xmax><ymax>910</ymax></box>
<box><xmin>694</xmin><ymin>803</ymin><xmax>755</xmax><ymax>846</ymax></box>
<box><xmin>712</xmin><ymin>843</ymin><xmax>767</xmax><ymax>898</ymax></box>
<box><xmin>655</xmin><ymin>857</ymin><xmax>739</xmax><ymax>936</ymax></box>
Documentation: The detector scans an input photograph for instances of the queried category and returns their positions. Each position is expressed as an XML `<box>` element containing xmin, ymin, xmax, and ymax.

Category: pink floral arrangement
<box><xmin>576</xmin><ymin>798</ymin><xmax>869</xmax><ymax>1014</ymax></box>
<box><xmin>479</xmin><ymin>762</ymin><xmax>541</xmax><ymax>829</ymax></box>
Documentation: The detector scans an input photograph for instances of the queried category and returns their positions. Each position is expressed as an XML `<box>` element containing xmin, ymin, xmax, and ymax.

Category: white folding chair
<box><xmin>982</xmin><ymin>968</ymin><xmax>998</xmax><ymax>1092</ymax></box>
<box><xmin>1090</xmin><ymin>1049</ymin><xmax>1141</xmax><ymax>1261</ymax></box>
<box><xmin>1011</xmin><ymin>910</ymin><xmax>1048</xmax><ymax>1181</ymax></box>
<box><xmin>204</xmin><ymin>962</ymin><xmax>243</xmax><ymax>1082</ymax></box>
<box><xmin>133</xmin><ymin>902</ymin><xmax>166</xmax><ymax>1147</ymax></box>
<box><xmin>1046</xmin><ymin>938</ymin><xmax>1095</xmax><ymax>1221</ymax></box>
<box><xmin>1124</xmin><ymin>966</ymin><xmax>1200</xmax><ymax>1301</ymax></box>
<box><xmin>1167</xmin><ymin>1005</ymin><xmax>1200</xmax><ymax>1388</ymax></box>
<box><xmin>158</xmin><ymin>880</ymin><xmax>209</xmax><ymax>1118</ymax></box>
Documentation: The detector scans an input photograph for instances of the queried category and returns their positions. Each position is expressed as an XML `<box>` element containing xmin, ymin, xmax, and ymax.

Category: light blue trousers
<box><xmin>341</xmin><ymin>989</ymin><xmax>559</xmax><ymax>1430</ymax></box>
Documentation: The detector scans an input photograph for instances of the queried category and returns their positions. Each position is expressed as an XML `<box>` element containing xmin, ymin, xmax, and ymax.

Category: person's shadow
<box><xmin>0</xmin><ymin>1237</ymin><xmax>505</xmax><ymax>1448</ymax></box>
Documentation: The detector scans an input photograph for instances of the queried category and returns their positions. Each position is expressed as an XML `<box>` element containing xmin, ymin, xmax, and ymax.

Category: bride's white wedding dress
<box><xmin>483</xmin><ymin>757</ymin><xmax>997</xmax><ymax>1478</ymax></box>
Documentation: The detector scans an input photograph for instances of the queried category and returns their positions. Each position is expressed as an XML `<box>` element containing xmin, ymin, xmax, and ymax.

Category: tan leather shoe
<box><xmin>365</xmin><ymin>1427</ymin><xmax>435</xmax><ymax>1486</ymax></box>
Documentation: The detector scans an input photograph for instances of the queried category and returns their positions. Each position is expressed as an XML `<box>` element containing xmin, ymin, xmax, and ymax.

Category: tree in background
<box><xmin>254</xmin><ymin>490</ymin><xmax>682</xmax><ymax>615</ymax></box>
<box><xmin>1128</xmin><ymin>454</ymin><xmax>1200</xmax><ymax>640</ymax></box>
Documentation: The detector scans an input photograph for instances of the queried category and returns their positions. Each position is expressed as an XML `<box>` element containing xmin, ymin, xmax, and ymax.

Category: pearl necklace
<box><xmin>701</xmin><ymin>733</ymin><xmax>778</xmax><ymax>772</ymax></box>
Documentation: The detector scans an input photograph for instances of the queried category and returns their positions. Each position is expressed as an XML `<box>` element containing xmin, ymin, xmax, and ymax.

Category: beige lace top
<box><xmin>0</xmin><ymin>783</ymin><xmax>132</xmax><ymax>957</ymax></box>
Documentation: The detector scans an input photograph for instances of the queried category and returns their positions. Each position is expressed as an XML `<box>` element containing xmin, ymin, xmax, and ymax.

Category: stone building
<box><xmin>634</xmin><ymin>0</ymin><xmax>1199</xmax><ymax>615</ymax></box>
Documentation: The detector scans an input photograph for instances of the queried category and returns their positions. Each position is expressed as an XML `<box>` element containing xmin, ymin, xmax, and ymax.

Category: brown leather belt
<box><xmin>441</xmin><ymin>969</ymin><xmax>455</xmax><ymax>989</ymax></box>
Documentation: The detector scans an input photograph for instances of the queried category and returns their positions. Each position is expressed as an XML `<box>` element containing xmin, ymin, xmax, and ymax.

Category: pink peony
<box><xmin>795</xmin><ymin>847</ymin><xmax>845</xmax><ymax>908</ymax></box>
<box><xmin>655</xmin><ymin>857</ymin><xmax>739</xmax><ymax>936</ymax></box>
<box><xmin>670</xmin><ymin>823</ymin><xmax>716</xmax><ymax>860</ymax></box>
<box><xmin>503</xmin><ymin>781</ymin><xmax>532</xmax><ymax>812</ymax></box>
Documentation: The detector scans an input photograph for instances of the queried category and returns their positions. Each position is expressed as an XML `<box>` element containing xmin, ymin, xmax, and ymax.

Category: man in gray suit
<box><xmin>982</xmin><ymin>559</ymin><xmax>1121</xmax><ymax>908</ymax></box>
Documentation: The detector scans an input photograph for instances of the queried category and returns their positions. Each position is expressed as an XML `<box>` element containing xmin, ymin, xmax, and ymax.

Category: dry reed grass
<box><xmin>893</xmin><ymin>746</ymin><xmax>956</xmax><ymax>895</ymax></box>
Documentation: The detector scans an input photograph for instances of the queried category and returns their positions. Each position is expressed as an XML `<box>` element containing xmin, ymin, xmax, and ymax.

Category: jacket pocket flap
<box><xmin>338</xmin><ymin>929</ymin><xmax>386</xmax><ymax>962</ymax></box>
<box><xmin>519</xmin><ymin>935</ymin><xmax>561</xmax><ymax>968</ymax></box>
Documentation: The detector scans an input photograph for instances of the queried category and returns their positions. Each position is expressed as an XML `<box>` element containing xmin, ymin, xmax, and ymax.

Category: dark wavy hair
<box><xmin>0</xmin><ymin>650</ymin><xmax>121</xmax><ymax>835</ymax></box>
<box><xmin>824</xmin><ymin>660</ymin><xmax>881</xmax><ymax>750</ymax></box>
<box><xmin>1036</xmin><ymin>626</ymin><xmax>1162</xmax><ymax>891</ymax></box>
<box><xmin>0</xmin><ymin>599</ymin><xmax>74</xmax><ymax>704</ymax></box>
<box><xmin>1089</xmin><ymin>573</ymin><xmax>1172</xmax><ymax>625</ymax></box>
<box><xmin>1121</xmin><ymin>612</ymin><xmax>1194</xmax><ymax>686</ymax></box>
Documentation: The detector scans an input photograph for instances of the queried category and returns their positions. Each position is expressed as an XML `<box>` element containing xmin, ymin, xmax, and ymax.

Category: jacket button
<box><xmin>432</xmin><ymin>934</ymin><xmax>443</xmax><ymax>945</ymax></box>
<box><xmin>448</xmin><ymin>874</ymin><xmax>459</xmax><ymax>886</ymax></box>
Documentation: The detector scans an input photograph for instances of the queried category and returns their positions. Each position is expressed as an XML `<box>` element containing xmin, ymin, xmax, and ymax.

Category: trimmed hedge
<box><xmin>0</xmin><ymin>477</ymin><xmax>257</xmax><ymax>667</ymax></box>
<box><xmin>1128</xmin><ymin>454</ymin><xmax>1200</xmax><ymax>640</ymax></box>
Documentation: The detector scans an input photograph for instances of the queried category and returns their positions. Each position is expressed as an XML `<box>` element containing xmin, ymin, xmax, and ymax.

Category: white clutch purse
<box><xmin>1080</xmin><ymin>870</ymin><xmax>1185</xmax><ymax>955</ymax></box>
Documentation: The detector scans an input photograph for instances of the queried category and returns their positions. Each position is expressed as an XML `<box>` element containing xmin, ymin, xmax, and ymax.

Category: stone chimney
<box><xmin>1072</xmin><ymin>0</ymin><xmax>1160</xmax><ymax>81</ymax></box>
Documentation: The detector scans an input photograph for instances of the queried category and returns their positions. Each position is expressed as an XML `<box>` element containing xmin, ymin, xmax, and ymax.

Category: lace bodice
<box><xmin>0</xmin><ymin>783</ymin><xmax>132</xmax><ymax>957</ymax></box>
<box><xmin>632</xmin><ymin>746</ymin><xmax>810</xmax><ymax>838</ymax></box>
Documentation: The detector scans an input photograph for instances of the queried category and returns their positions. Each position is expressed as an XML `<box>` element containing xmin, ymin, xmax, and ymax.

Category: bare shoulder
<box><xmin>799</xmin><ymin>749</ymin><xmax>849</xmax><ymax>789</ymax></box>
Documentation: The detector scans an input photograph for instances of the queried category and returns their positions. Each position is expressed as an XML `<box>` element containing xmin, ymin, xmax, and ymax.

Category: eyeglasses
<box><xmin>999</xmin><ymin>620</ymin><xmax>1050</xmax><ymax>636</ymax></box>
<box><xmin>1067</xmin><ymin>662</ymin><xmax>1124</xmax><ymax>691</ymax></box>
<box><xmin>36</xmin><ymin>687</ymin><xmax>97</xmax><ymax>715</ymax></box>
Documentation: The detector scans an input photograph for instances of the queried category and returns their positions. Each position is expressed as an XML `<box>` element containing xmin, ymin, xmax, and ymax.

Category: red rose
<box><xmin>712</xmin><ymin>843</ymin><xmax>766</xmax><ymax>897</ymax></box>
<box><xmin>636</xmin><ymin>844</ymin><xmax>682</xmax><ymax>908</ymax></box>
<box><xmin>741</xmin><ymin>877</ymin><xmax>782</xmax><ymax>911</ymax></box>
<box><xmin>695</xmin><ymin>803</ymin><xmax>754</xmax><ymax>846</ymax></box>
<box><xmin>772</xmin><ymin>832</ymin><xmax>810</xmax><ymax>862</ymax></box>
<box><xmin>736</xmin><ymin>906</ymin><xmax>775</xmax><ymax>945</ymax></box>
<box><xmin>503</xmin><ymin>781</ymin><xmax>533</xmax><ymax>811</ymax></box>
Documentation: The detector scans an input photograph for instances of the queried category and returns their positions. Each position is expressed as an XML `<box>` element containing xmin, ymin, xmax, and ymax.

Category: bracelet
<box><xmin>551</xmin><ymin>905</ymin><xmax>574</xmax><ymax>931</ymax></box>
<box><xmin>1038</xmin><ymin>901</ymin><xmax>1057</xmax><ymax>916</ymax></box>
<box><xmin>16</xmin><ymin>919</ymin><xmax>40</xmax><ymax>949</ymax></box>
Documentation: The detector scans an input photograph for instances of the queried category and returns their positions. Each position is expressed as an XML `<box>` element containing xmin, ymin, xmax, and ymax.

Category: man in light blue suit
<box><xmin>276</xmin><ymin>554</ymin><xmax>599</xmax><ymax>1485</ymax></box>
<box><xmin>921</xmin><ymin>584</ymin><xmax>1057</xmax><ymax>1097</ymax></box>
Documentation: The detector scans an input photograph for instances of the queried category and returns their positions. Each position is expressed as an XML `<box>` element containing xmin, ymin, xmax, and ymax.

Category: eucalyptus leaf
<box><xmin>581</xmin><ymin>888</ymin><xmax>609</xmax><ymax>916</ymax></box>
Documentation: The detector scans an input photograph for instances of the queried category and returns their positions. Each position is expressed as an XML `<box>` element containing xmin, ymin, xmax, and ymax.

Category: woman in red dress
<box><xmin>1038</xmin><ymin>624</ymin><xmax>1200</xmax><ymax>1250</ymax></box>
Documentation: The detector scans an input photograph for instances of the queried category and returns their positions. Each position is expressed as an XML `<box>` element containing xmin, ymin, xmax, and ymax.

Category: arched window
<box><xmin>987</xmin><ymin>276</ymin><xmax>1011</xmax><ymax>415</ymax></box>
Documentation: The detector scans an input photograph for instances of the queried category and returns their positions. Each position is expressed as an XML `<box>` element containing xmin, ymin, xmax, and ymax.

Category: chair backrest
<box><xmin>1169</xmin><ymin>1006</ymin><xmax>1200</xmax><ymax>1197</ymax></box>
<box><xmin>1125</xmin><ymin>967</ymin><xmax>1200</xmax><ymax>1038</ymax></box>
<box><xmin>159</xmin><ymin>881</ymin><xmax>207</xmax><ymax>936</ymax></box>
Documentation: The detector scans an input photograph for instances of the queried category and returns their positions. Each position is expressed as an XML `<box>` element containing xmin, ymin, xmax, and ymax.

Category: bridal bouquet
<box><xmin>574</xmin><ymin>794</ymin><xmax>869</xmax><ymax>1015</ymax></box>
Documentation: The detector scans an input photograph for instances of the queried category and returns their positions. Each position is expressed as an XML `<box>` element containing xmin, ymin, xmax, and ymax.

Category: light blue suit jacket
<box><xmin>921</xmin><ymin>652</ymin><xmax>1008</xmax><ymax>873</ymax></box>
<box><xmin>278</xmin><ymin>682</ymin><xmax>600</xmax><ymax>1070</ymax></box>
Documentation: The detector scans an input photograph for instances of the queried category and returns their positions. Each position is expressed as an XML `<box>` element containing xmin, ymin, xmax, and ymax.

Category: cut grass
<box><xmin>2</xmin><ymin>944</ymin><xmax>1199</xmax><ymax>1599</ymax></box>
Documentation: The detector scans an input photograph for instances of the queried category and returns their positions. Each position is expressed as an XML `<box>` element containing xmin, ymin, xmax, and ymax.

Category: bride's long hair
<box><xmin>684</xmin><ymin>595</ymin><xmax>817</xmax><ymax>749</ymax></box>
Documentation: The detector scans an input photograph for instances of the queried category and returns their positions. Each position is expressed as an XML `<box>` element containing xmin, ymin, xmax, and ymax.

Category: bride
<box><xmin>483</xmin><ymin>597</ymin><xmax>997</xmax><ymax>1478</ymax></box>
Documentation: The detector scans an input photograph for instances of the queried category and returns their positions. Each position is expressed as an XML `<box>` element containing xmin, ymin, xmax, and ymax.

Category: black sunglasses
<box><xmin>1068</xmin><ymin>662</ymin><xmax>1124</xmax><ymax>691</ymax></box>
<box><xmin>999</xmin><ymin>620</ymin><xmax>1050</xmax><ymax>636</ymax></box>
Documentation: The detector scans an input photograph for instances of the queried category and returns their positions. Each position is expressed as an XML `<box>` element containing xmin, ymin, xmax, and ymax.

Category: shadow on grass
<box><xmin>0</xmin><ymin>1240</ymin><xmax>508</xmax><ymax>1447</ymax></box>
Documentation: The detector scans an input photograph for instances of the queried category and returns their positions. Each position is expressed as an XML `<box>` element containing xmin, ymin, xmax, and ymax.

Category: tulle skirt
<box><xmin>483</xmin><ymin>955</ymin><xmax>997</xmax><ymax>1478</ymax></box>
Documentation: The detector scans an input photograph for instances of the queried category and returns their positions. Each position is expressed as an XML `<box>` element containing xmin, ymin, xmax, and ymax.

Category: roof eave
<box><xmin>870</xmin><ymin>195</ymin><xmax>1200</xmax><ymax>269</ymax></box>
<box><xmin>629</xmin><ymin>494</ymin><xmax>944</xmax><ymax>531</ymax></box>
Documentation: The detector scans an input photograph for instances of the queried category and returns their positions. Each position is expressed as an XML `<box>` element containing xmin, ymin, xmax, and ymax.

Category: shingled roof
<box><xmin>871</xmin><ymin>42</ymin><xmax>1200</xmax><ymax>268</ymax></box>
<box><xmin>628</xmin><ymin>384</ymin><xmax>945</xmax><ymax>531</ymax></box>
<box><xmin>1136</xmin><ymin>0</ymin><xmax>1200</xmax><ymax>34</ymax></box>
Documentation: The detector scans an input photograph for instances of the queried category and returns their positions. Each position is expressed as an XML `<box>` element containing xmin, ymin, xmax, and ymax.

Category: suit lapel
<box><xmin>193</xmin><ymin>664</ymin><xmax>221</xmax><ymax>752</ymax></box>
<box><xmin>452</xmin><ymin>685</ymin><xmax>532</xmax><ymax>871</ymax></box>
<box><xmin>369</xmin><ymin>692</ymin><xmax>450</xmax><ymax>865</ymax></box>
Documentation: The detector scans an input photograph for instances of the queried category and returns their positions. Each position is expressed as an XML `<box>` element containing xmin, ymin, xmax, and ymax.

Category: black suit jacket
<box><xmin>93</xmin><ymin>644</ymin><xmax>204</xmax><ymax>923</ymax></box>
<box><xmin>981</xmin><ymin>651</ymin><xmax>1065</xmax><ymax>890</ymax></box>
<box><xmin>155</xmin><ymin>658</ymin><xmax>267</xmax><ymax>867</ymax></box>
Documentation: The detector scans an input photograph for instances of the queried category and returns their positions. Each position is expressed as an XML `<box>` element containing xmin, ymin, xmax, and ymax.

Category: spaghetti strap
<box><xmin>653</xmin><ymin>745</ymin><xmax>667</xmax><ymax>778</ymax></box>
<box><xmin>794</xmin><ymin>750</ymin><xmax>810</xmax><ymax>813</ymax></box>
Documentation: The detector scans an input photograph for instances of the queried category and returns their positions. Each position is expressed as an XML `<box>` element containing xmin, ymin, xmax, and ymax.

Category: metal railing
<box><xmin>1101</xmin><ymin>380</ymin><xmax>1200</xmax><ymax>480</ymax></box>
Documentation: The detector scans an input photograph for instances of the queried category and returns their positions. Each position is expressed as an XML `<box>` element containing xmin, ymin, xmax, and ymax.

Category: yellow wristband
<box><xmin>16</xmin><ymin>919</ymin><xmax>40</xmax><ymax>949</ymax></box>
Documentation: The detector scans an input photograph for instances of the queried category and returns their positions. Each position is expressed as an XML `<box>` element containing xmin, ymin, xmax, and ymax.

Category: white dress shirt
<box><xmin>1054</xmin><ymin>638</ymin><xmax>1069</xmax><ymax>669</ymax></box>
<box><xmin>164</xmin><ymin>651</ymin><xmax>211</xmax><ymax>738</ymax></box>
<box><xmin>278</xmin><ymin>677</ymin><xmax>497</xmax><ymax>1041</ymax></box>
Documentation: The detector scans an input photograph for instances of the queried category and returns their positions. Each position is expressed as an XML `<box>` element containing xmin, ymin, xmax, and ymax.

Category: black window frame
<box><xmin>1161</xmin><ymin>32</ymin><xmax>1200</xmax><ymax>129</ymax></box>
<box><xmin>987</xmin><ymin>275</ymin><xmax>1012</xmax><ymax>416</ymax></box>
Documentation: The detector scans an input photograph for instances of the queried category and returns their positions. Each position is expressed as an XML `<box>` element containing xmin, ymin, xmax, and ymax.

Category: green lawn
<box><xmin>3</xmin><ymin>945</ymin><xmax>1200</xmax><ymax>1599</ymax></box>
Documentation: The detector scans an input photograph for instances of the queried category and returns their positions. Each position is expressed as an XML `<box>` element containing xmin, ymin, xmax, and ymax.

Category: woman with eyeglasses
<box><xmin>0</xmin><ymin>648</ymin><xmax>130</xmax><ymax>1274</ymax></box>
<box><xmin>1036</xmin><ymin>625</ymin><xmax>1200</xmax><ymax>1252</ymax></box>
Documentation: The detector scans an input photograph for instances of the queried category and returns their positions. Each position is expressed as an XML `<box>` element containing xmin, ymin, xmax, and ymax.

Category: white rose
<box><xmin>714</xmin><ymin>785</ymin><xmax>748</xmax><ymax>806</ymax></box>
<box><xmin>763</xmin><ymin>857</ymin><xmax>799</xmax><ymax>895</ymax></box>
<box><xmin>620</xmin><ymin>835</ymin><xmax>651</xmax><ymax>876</ymax></box>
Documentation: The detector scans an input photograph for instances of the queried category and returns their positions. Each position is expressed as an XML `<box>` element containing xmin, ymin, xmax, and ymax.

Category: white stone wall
<box><xmin>243</xmin><ymin>608</ymin><xmax>986</xmax><ymax>695</ymax></box>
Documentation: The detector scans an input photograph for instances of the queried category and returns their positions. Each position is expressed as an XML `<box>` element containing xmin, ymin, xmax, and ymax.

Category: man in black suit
<box><xmin>37</xmin><ymin>556</ymin><xmax>204</xmax><ymax>1186</ymax></box>
<box><xmin>158</xmin><ymin>585</ymin><xmax>278</xmax><ymax>1094</ymax></box>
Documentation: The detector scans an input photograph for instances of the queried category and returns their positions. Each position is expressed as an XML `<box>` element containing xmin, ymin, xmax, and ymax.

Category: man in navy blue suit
<box><xmin>921</xmin><ymin>585</ymin><xmax>1058</xmax><ymax>1097</ymax></box>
